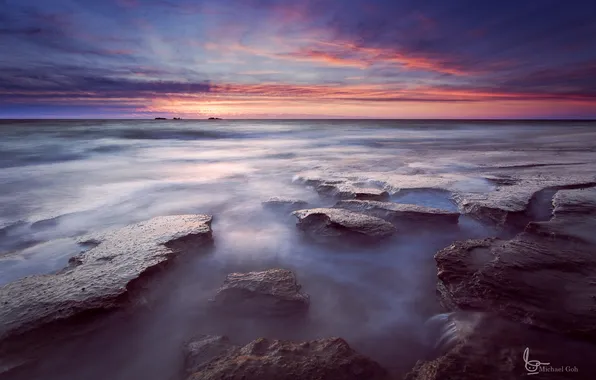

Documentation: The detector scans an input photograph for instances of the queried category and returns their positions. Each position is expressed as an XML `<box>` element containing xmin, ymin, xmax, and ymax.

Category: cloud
<box><xmin>1</xmin><ymin>0</ymin><xmax>595</xmax><ymax>118</ymax></box>
<box><xmin>0</xmin><ymin>66</ymin><xmax>212</xmax><ymax>102</ymax></box>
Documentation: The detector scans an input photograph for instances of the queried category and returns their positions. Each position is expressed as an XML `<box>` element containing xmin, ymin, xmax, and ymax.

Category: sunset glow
<box><xmin>1</xmin><ymin>0</ymin><xmax>595</xmax><ymax>118</ymax></box>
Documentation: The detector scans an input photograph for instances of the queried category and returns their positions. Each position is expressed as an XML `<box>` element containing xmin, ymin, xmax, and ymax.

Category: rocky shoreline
<box><xmin>1</xmin><ymin>171</ymin><xmax>596</xmax><ymax>379</ymax></box>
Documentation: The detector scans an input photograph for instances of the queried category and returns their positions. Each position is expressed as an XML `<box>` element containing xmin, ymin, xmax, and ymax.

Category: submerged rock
<box><xmin>185</xmin><ymin>336</ymin><xmax>389</xmax><ymax>380</ymax></box>
<box><xmin>435</xmin><ymin>187</ymin><xmax>596</xmax><ymax>338</ymax></box>
<box><xmin>0</xmin><ymin>214</ymin><xmax>214</xmax><ymax>340</ymax></box>
<box><xmin>407</xmin><ymin>313</ymin><xmax>521</xmax><ymax>380</ymax></box>
<box><xmin>210</xmin><ymin>269</ymin><xmax>310</xmax><ymax>317</ymax></box>
<box><xmin>292</xmin><ymin>208</ymin><xmax>396</xmax><ymax>244</ymax></box>
<box><xmin>184</xmin><ymin>335</ymin><xmax>236</xmax><ymax>374</ymax></box>
<box><xmin>262</xmin><ymin>197</ymin><xmax>308</xmax><ymax>212</ymax></box>
<box><xmin>334</xmin><ymin>200</ymin><xmax>459</xmax><ymax>227</ymax></box>
<box><xmin>407</xmin><ymin>312</ymin><xmax>596</xmax><ymax>380</ymax></box>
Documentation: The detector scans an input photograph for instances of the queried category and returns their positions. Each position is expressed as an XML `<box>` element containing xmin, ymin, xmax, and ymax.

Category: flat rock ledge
<box><xmin>210</xmin><ymin>269</ymin><xmax>310</xmax><ymax>317</ymax></box>
<box><xmin>0</xmin><ymin>214</ymin><xmax>214</xmax><ymax>340</ymax></box>
<box><xmin>334</xmin><ymin>200</ymin><xmax>459</xmax><ymax>227</ymax></box>
<box><xmin>453</xmin><ymin>181</ymin><xmax>596</xmax><ymax>228</ymax></box>
<box><xmin>262</xmin><ymin>197</ymin><xmax>308</xmax><ymax>212</ymax></box>
<box><xmin>317</xmin><ymin>184</ymin><xmax>390</xmax><ymax>201</ymax></box>
<box><xmin>434</xmin><ymin>187</ymin><xmax>596</xmax><ymax>339</ymax></box>
<box><xmin>294</xmin><ymin>176</ymin><xmax>390</xmax><ymax>201</ymax></box>
<box><xmin>184</xmin><ymin>335</ymin><xmax>389</xmax><ymax>380</ymax></box>
<box><xmin>292</xmin><ymin>208</ymin><xmax>396</xmax><ymax>244</ymax></box>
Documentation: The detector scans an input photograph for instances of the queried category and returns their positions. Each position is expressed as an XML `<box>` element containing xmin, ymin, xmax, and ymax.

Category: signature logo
<box><xmin>523</xmin><ymin>348</ymin><xmax>550</xmax><ymax>376</ymax></box>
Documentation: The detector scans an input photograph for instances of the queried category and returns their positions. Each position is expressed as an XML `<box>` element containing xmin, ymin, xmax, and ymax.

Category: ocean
<box><xmin>1</xmin><ymin>119</ymin><xmax>595</xmax><ymax>379</ymax></box>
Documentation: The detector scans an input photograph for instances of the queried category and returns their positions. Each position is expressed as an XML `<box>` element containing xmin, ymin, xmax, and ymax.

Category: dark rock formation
<box><xmin>154</xmin><ymin>117</ymin><xmax>167</xmax><ymax>120</ymax></box>
<box><xmin>210</xmin><ymin>269</ymin><xmax>310</xmax><ymax>317</ymax></box>
<box><xmin>262</xmin><ymin>197</ymin><xmax>308</xmax><ymax>212</ymax></box>
<box><xmin>292</xmin><ymin>208</ymin><xmax>396</xmax><ymax>244</ymax></box>
<box><xmin>435</xmin><ymin>187</ymin><xmax>596</xmax><ymax>339</ymax></box>
<box><xmin>208</xmin><ymin>117</ymin><xmax>222</xmax><ymax>120</ymax></box>
<box><xmin>334</xmin><ymin>200</ymin><xmax>459</xmax><ymax>227</ymax></box>
<box><xmin>184</xmin><ymin>335</ymin><xmax>389</xmax><ymax>380</ymax></box>
<box><xmin>0</xmin><ymin>214</ymin><xmax>214</xmax><ymax>340</ymax></box>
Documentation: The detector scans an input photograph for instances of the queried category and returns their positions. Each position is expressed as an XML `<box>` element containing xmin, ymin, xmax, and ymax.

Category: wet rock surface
<box><xmin>318</xmin><ymin>184</ymin><xmax>390</xmax><ymax>201</ymax></box>
<box><xmin>453</xmin><ymin>181</ymin><xmax>596</xmax><ymax>229</ymax></box>
<box><xmin>295</xmin><ymin>157</ymin><xmax>596</xmax><ymax>231</ymax></box>
<box><xmin>210</xmin><ymin>269</ymin><xmax>310</xmax><ymax>317</ymax></box>
<box><xmin>185</xmin><ymin>336</ymin><xmax>389</xmax><ymax>380</ymax></box>
<box><xmin>294</xmin><ymin>176</ymin><xmax>390</xmax><ymax>201</ymax></box>
<box><xmin>292</xmin><ymin>208</ymin><xmax>396</xmax><ymax>244</ymax></box>
<box><xmin>262</xmin><ymin>197</ymin><xmax>308</xmax><ymax>212</ymax></box>
<box><xmin>0</xmin><ymin>214</ymin><xmax>214</xmax><ymax>340</ymax></box>
<box><xmin>334</xmin><ymin>200</ymin><xmax>459</xmax><ymax>227</ymax></box>
<box><xmin>435</xmin><ymin>187</ymin><xmax>596</xmax><ymax>338</ymax></box>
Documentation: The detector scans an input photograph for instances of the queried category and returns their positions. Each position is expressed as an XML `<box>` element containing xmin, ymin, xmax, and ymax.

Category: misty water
<box><xmin>0</xmin><ymin>120</ymin><xmax>592</xmax><ymax>379</ymax></box>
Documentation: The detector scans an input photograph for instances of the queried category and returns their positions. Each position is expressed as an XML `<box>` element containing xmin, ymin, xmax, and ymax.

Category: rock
<box><xmin>334</xmin><ymin>200</ymin><xmax>459</xmax><ymax>227</ymax></box>
<box><xmin>316</xmin><ymin>184</ymin><xmax>390</xmax><ymax>201</ymax></box>
<box><xmin>292</xmin><ymin>208</ymin><xmax>396</xmax><ymax>244</ymax></box>
<box><xmin>185</xmin><ymin>336</ymin><xmax>389</xmax><ymax>380</ymax></box>
<box><xmin>262</xmin><ymin>197</ymin><xmax>308</xmax><ymax>212</ymax></box>
<box><xmin>210</xmin><ymin>269</ymin><xmax>310</xmax><ymax>317</ymax></box>
<box><xmin>525</xmin><ymin>188</ymin><xmax>596</xmax><ymax>244</ymax></box>
<box><xmin>435</xmin><ymin>188</ymin><xmax>596</xmax><ymax>338</ymax></box>
<box><xmin>0</xmin><ymin>214</ymin><xmax>214</xmax><ymax>340</ymax></box>
<box><xmin>292</xmin><ymin>175</ymin><xmax>390</xmax><ymax>201</ymax></box>
<box><xmin>453</xmin><ymin>181</ymin><xmax>596</xmax><ymax>228</ymax></box>
<box><xmin>293</xmin><ymin>175</ymin><xmax>344</xmax><ymax>188</ymax></box>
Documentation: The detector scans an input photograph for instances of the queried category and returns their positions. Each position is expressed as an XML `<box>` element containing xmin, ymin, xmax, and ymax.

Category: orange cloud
<box><xmin>201</xmin><ymin>38</ymin><xmax>468</xmax><ymax>74</ymax></box>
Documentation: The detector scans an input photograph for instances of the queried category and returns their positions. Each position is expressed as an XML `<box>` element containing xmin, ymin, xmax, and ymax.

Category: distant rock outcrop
<box><xmin>207</xmin><ymin>117</ymin><xmax>222</xmax><ymax>120</ymax></box>
<box><xmin>293</xmin><ymin>176</ymin><xmax>390</xmax><ymax>201</ymax></box>
<box><xmin>292</xmin><ymin>208</ymin><xmax>396</xmax><ymax>244</ymax></box>
<box><xmin>0</xmin><ymin>214</ymin><xmax>214</xmax><ymax>341</ymax></box>
<box><xmin>334</xmin><ymin>200</ymin><xmax>459</xmax><ymax>227</ymax></box>
<box><xmin>210</xmin><ymin>269</ymin><xmax>310</xmax><ymax>317</ymax></box>
<box><xmin>184</xmin><ymin>335</ymin><xmax>389</xmax><ymax>380</ymax></box>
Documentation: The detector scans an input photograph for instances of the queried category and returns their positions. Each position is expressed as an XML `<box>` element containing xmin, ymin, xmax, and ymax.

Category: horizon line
<box><xmin>2</xmin><ymin>118</ymin><xmax>596</xmax><ymax>121</ymax></box>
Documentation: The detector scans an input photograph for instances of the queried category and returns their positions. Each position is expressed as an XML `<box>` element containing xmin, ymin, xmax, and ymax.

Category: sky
<box><xmin>1</xmin><ymin>0</ymin><xmax>595</xmax><ymax>119</ymax></box>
